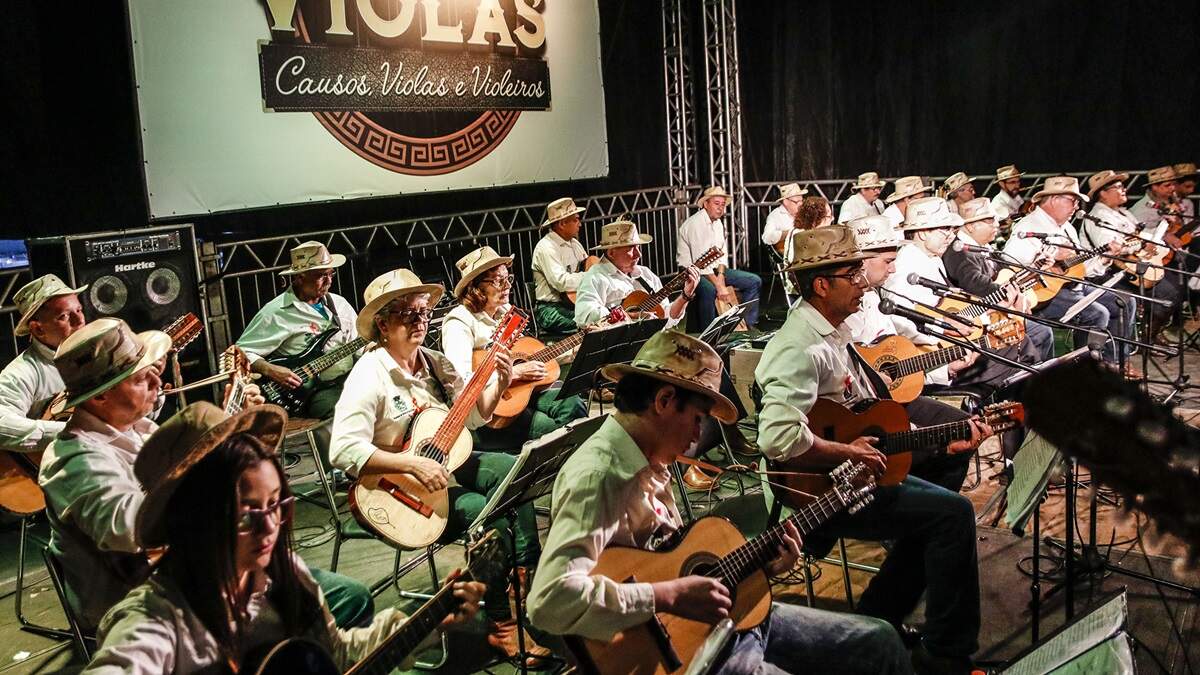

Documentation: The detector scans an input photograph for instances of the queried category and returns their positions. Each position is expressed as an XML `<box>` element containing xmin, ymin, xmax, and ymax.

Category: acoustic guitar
<box><xmin>620</xmin><ymin>247</ymin><xmax>723</xmax><ymax>319</ymax></box>
<box><xmin>219</xmin><ymin>346</ymin><xmax>253</xmax><ymax>416</ymax></box>
<box><xmin>568</xmin><ymin>461</ymin><xmax>876</xmax><ymax>675</ymax></box>
<box><xmin>349</xmin><ymin>309</ymin><xmax>527</xmax><ymax>549</ymax></box>
<box><xmin>258</xmin><ymin>330</ymin><xmax>371</xmax><ymax>415</ymax></box>
<box><xmin>852</xmin><ymin>321</ymin><xmax>1025</xmax><ymax>403</ymax></box>
<box><xmin>564</xmin><ymin>255</ymin><xmax>601</xmax><ymax>304</ymax></box>
<box><xmin>779</xmin><ymin>398</ymin><xmax>1024</xmax><ymax>502</ymax></box>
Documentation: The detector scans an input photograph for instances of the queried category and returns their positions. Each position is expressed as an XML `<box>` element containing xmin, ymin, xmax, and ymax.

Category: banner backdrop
<box><xmin>126</xmin><ymin>0</ymin><xmax>609</xmax><ymax>219</ymax></box>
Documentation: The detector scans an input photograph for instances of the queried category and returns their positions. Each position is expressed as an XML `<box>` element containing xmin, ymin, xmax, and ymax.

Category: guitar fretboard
<box><xmin>630</xmin><ymin>248</ymin><xmax>722</xmax><ymax>313</ymax></box>
<box><xmin>881</xmin><ymin>419</ymin><xmax>975</xmax><ymax>454</ymax></box>
<box><xmin>890</xmin><ymin>335</ymin><xmax>990</xmax><ymax>378</ymax></box>
<box><xmin>347</xmin><ymin>572</ymin><xmax>470</xmax><ymax>675</ymax></box>
<box><xmin>297</xmin><ymin>336</ymin><xmax>368</xmax><ymax>381</ymax></box>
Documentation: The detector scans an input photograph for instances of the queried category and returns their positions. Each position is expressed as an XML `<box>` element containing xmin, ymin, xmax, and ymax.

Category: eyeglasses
<box><xmin>482</xmin><ymin>275</ymin><xmax>513</xmax><ymax>290</ymax></box>
<box><xmin>389</xmin><ymin>308</ymin><xmax>434</xmax><ymax>325</ymax></box>
<box><xmin>1103</xmin><ymin>183</ymin><xmax>1126</xmax><ymax>191</ymax></box>
<box><xmin>236</xmin><ymin>496</ymin><xmax>295</xmax><ymax>534</ymax></box>
<box><xmin>821</xmin><ymin>269</ymin><xmax>868</xmax><ymax>287</ymax></box>
<box><xmin>306</xmin><ymin>270</ymin><xmax>336</xmax><ymax>280</ymax></box>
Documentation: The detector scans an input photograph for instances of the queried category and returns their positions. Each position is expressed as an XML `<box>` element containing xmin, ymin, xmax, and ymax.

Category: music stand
<box><xmin>557</xmin><ymin>319</ymin><xmax>667</xmax><ymax>402</ymax></box>
<box><xmin>468</xmin><ymin>414</ymin><xmax>609</xmax><ymax>674</ymax></box>
<box><xmin>699</xmin><ymin>300</ymin><xmax>754</xmax><ymax>351</ymax></box>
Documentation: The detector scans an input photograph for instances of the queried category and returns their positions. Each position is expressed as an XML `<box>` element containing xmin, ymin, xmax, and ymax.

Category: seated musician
<box><xmin>796</xmin><ymin>194</ymin><xmax>835</xmax><ymax>230</ymax></box>
<box><xmin>989</xmin><ymin>164</ymin><xmax>1026</xmax><ymax>222</ymax></box>
<box><xmin>943</xmin><ymin>197</ymin><xmax>1056</xmax><ymax>361</ymax></box>
<box><xmin>756</xmin><ymin>226</ymin><xmax>987</xmax><ymax>674</ymax></box>
<box><xmin>574</xmin><ymin>219</ymin><xmax>698</xmax><ymax>328</ymax></box>
<box><xmin>760</xmin><ymin>182</ymin><xmax>808</xmax><ymax>254</ymax></box>
<box><xmin>527</xmin><ymin>330</ymin><xmax>910</xmax><ymax>674</ymax></box>
<box><xmin>531</xmin><ymin>197</ymin><xmax>590</xmax><ymax>336</ymax></box>
<box><xmin>1083</xmin><ymin>170</ymin><xmax>1181</xmax><ymax>344</ymax></box>
<box><xmin>1130</xmin><ymin>166</ymin><xmax>1182</xmax><ymax>239</ymax></box>
<box><xmin>1174</xmin><ymin>163</ymin><xmax>1197</xmax><ymax>221</ymax></box>
<box><xmin>442</xmin><ymin>246</ymin><xmax>588</xmax><ymax>451</ymax></box>
<box><xmin>882</xmin><ymin>176</ymin><xmax>933</xmax><ymax>226</ymax></box>
<box><xmin>838</xmin><ymin>171</ymin><xmax>888</xmax><ymax>223</ymax></box>
<box><xmin>0</xmin><ymin>274</ymin><xmax>87</xmax><ymax>454</ymax></box>
<box><xmin>942</xmin><ymin>172</ymin><xmax>975</xmax><ymax>215</ymax></box>
<box><xmin>85</xmin><ymin>403</ymin><xmax>484</xmax><ymax>674</ymax></box>
<box><xmin>328</xmin><ymin>269</ymin><xmax>547</xmax><ymax>661</ymax></box>
<box><xmin>1001</xmin><ymin>176</ymin><xmax>1132</xmax><ymax>366</ymax></box>
<box><xmin>678</xmin><ymin>186</ymin><xmax>762</xmax><ymax>331</ymax></box>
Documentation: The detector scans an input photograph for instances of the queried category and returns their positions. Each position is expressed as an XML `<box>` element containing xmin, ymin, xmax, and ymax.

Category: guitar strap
<box><xmin>419</xmin><ymin>348</ymin><xmax>453</xmax><ymax>405</ymax></box>
<box><xmin>847</xmin><ymin>344</ymin><xmax>894</xmax><ymax>401</ymax></box>
<box><xmin>322</xmin><ymin>293</ymin><xmax>342</xmax><ymax>331</ymax></box>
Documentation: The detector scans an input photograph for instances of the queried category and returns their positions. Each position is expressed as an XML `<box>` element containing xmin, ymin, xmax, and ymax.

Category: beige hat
<box><xmin>943</xmin><ymin>172</ymin><xmax>972</xmax><ymax>196</ymax></box>
<box><xmin>279</xmin><ymin>241</ymin><xmax>346</xmax><ymax>276</ymax></box>
<box><xmin>996</xmin><ymin>165</ymin><xmax>1025</xmax><ymax>182</ymax></box>
<box><xmin>697</xmin><ymin>186</ymin><xmax>733</xmax><ymax>207</ymax></box>
<box><xmin>601</xmin><ymin>330</ymin><xmax>736</xmax><ymax>424</ymax></box>
<box><xmin>777</xmin><ymin>183</ymin><xmax>809</xmax><ymax>202</ymax></box>
<box><xmin>850</xmin><ymin>215</ymin><xmax>904</xmax><ymax>251</ymax></box>
<box><xmin>541</xmin><ymin>197</ymin><xmax>586</xmax><ymax>228</ymax></box>
<box><xmin>135</xmin><ymin>402</ymin><xmax>287</xmax><ymax>548</ymax></box>
<box><xmin>357</xmin><ymin>269</ymin><xmax>445</xmax><ymax>341</ymax></box>
<box><xmin>904</xmin><ymin>197</ymin><xmax>965</xmax><ymax>231</ymax></box>
<box><xmin>1085</xmin><ymin>170</ymin><xmax>1130</xmax><ymax>200</ymax></box>
<box><xmin>54</xmin><ymin>318</ymin><xmax>172</xmax><ymax>408</ymax></box>
<box><xmin>14</xmin><ymin>274</ymin><xmax>88</xmax><ymax>337</ymax></box>
<box><xmin>1173</xmin><ymin>163</ymin><xmax>1197</xmax><ymax>180</ymax></box>
<box><xmin>959</xmin><ymin>197</ymin><xmax>999</xmax><ymax>225</ymax></box>
<box><xmin>453</xmin><ymin>246</ymin><xmax>514</xmax><ymax>299</ymax></box>
<box><xmin>785</xmin><ymin>225</ymin><xmax>877</xmax><ymax>272</ymax></box>
<box><xmin>1146</xmin><ymin>165</ymin><xmax>1178</xmax><ymax>186</ymax></box>
<box><xmin>1031</xmin><ymin>176</ymin><xmax>1089</xmax><ymax>204</ymax></box>
<box><xmin>852</xmin><ymin>171</ymin><xmax>886</xmax><ymax>190</ymax></box>
<box><xmin>591</xmin><ymin>219</ymin><xmax>653</xmax><ymax>250</ymax></box>
<box><xmin>885</xmin><ymin>176</ymin><xmax>933</xmax><ymax>204</ymax></box>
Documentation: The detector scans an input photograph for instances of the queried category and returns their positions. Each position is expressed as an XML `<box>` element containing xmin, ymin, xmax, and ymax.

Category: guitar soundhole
<box><xmin>680</xmin><ymin>553</ymin><xmax>736</xmax><ymax>605</ymax></box>
<box><xmin>879</xmin><ymin>362</ymin><xmax>900</xmax><ymax>382</ymax></box>
<box><xmin>415</xmin><ymin>439</ymin><xmax>446</xmax><ymax>464</ymax></box>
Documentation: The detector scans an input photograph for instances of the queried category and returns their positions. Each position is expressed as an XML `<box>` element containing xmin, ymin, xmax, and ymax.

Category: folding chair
<box><xmin>41</xmin><ymin>547</ymin><xmax>95</xmax><ymax>661</ymax></box>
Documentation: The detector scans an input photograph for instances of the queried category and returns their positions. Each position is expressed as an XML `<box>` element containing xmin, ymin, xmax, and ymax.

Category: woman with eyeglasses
<box><xmin>328</xmin><ymin>268</ymin><xmax>549</xmax><ymax>663</ymax></box>
<box><xmin>442</xmin><ymin>246</ymin><xmax>588</xmax><ymax>453</ymax></box>
<box><xmin>84</xmin><ymin>402</ymin><xmax>484</xmax><ymax>674</ymax></box>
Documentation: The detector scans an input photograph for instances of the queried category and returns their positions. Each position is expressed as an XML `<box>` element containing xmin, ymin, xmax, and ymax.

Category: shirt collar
<box><xmin>65</xmin><ymin>406</ymin><xmax>156</xmax><ymax>450</ymax></box>
<box><xmin>796</xmin><ymin>299</ymin><xmax>838</xmax><ymax>337</ymax></box>
<box><xmin>956</xmin><ymin>229</ymin><xmax>990</xmax><ymax>250</ymax></box>
<box><xmin>284</xmin><ymin>287</ymin><xmax>322</xmax><ymax>311</ymax></box>
<box><xmin>546</xmin><ymin>230</ymin><xmax>568</xmax><ymax>246</ymax></box>
<box><xmin>30</xmin><ymin>338</ymin><xmax>56</xmax><ymax>362</ymax></box>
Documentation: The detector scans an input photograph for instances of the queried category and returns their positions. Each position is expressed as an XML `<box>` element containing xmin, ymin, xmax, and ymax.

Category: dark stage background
<box><xmin>1</xmin><ymin>1</ymin><xmax>1197</xmax><ymax>241</ymax></box>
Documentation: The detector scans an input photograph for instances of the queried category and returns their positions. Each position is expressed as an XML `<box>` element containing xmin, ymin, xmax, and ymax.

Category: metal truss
<box><xmin>0</xmin><ymin>267</ymin><xmax>32</xmax><ymax>366</ymax></box>
<box><xmin>662</xmin><ymin>0</ymin><xmax>697</xmax><ymax>192</ymax></box>
<box><xmin>700</xmin><ymin>0</ymin><xmax>747</xmax><ymax>266</ymax></box>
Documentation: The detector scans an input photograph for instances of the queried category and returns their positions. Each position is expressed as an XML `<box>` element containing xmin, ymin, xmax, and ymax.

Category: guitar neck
<box><xmin>883</xmin><ymin>418</ymin><xmax>973</xmax><ymax>453</ymax></box>
<box><xmin>347</xmin><ymin>575</ymin><xmax>468</xmax><ymax>675</ymax></box>
<box><xmin>297</xmin><ymin>336</ymin><xmax>368</xmax><ymax>381</ymax></box>
<box><xmin>531</xmin><ymin>329</ymin><xmax>587</xmax><ymax>363</ymax></box>
<box><xmin>427</xmin><ymin>347</ymin><xmax>499</xmax><ymax>461</ymax></box>
<box><xmin>631</xmin><ymin>248</ymin><xmax>721</xmax><ymax>313</ymax></box>
<box><xmin>893</xmin><ymin>343</ymin><xmax>972</xmax><ymax>378</ymax></box>
<box><xmin>715</xmin><ymin>488</ymin><xmax>845</xmax><ymax>586</ymax></box>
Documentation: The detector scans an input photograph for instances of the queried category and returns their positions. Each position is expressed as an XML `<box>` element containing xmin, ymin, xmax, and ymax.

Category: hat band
<box><xmin>66</xmin><ymin>342</ymin><xmax>147</xmax><ymax>398</ymax></box>
<box><xmin>632</xmin><ymin>362</ymin><xmax>721</xmax><ymax>391</ymax></box>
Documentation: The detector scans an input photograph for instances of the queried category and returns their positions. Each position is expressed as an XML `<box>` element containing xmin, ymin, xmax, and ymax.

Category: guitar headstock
<box><xmin>982</xmin><ymin>315</ymin><xmax>1026</xmax><ymax>350</ymax></box>
<box><xmin>829</xmin><ymin>460</ymin><xmax>876</xmax><ymax>515</ymax></box>
<box><xmin>163</xmin><ymin>312</ymin><xmax>203</xmax><ymax>353</ymax></box>
<box><xmin>490</xmin><ymin>308</ymin><xmax>529</xmax><ymax>349</ymax></box>
<box><xmin>981</xmin><ymin>401</ymin><xmax>1024</xmax><ymax>433</ymax></box>
<box><xmin>220</xmin><ymin>345</ymin><xmax>251</xmax><ymax>377</ymax></box>
<box><xmin>696</xmin><ymin>247</ymin><xmax>723</xmax><ymax>270</ymax></box>
<box><xmin>464</xmin><ymin>531</ymin><xmax>506</xmax><ymax>582</ymax></box>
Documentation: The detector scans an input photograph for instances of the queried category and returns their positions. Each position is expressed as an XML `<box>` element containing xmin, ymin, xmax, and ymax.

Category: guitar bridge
<box><xmin>379</xmin><ymin>477</ymin><xmax>434</xmax><ymax>518</ymax></box>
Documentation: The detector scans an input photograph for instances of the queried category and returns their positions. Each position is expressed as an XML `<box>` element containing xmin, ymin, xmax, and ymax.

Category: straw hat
<box><xmin>697</xmin><ymin>186</ymin><xmax>733</xmax><ymax>207</ymax></box>
<box><xmin>777</xmin><ymin>183</ymin><xmax>809</xmax><ymax>202</ymax></box>
<box><xmin>959</xmin><ymin>197</ymin><xmax>999</xmax><ymax>225</ymax></box>
<box><xmin>135</xmin><ymin>402</ymin><xmax>287</xmax><ymax>548</ymax></box>
<box><xmin>1145</xmin><ymin>166</ymin><xmax>1178</xmax><ymax>186</ymax></box>
<box><xmin>1031</xmin><ymin>176</ymin><xmax>1089</xmax><ymax>204</ymax></box>
<box><xmin>943</xmin><ymin>172</ymin><xmax>972</xmax><ymax>196</ymax></box>
<box><xmin>850</xmin><ymin>215</ymin><xmax>904</xmax><ymax>251</ymax></box>
<box><xmin>785</xmin><ymin>225</ymin><xmax>877</xmax><ymax>272</ymax></box>
<box><xmin>1173</xmin><ymin>163</ymin><xmax>1197</xmax><ymax>181</ymax></box>
<box><xmin>600</xmin><ymin>330</ymin><xmax>736</xmax><ymax>424</ymax></box>
<box><xmin>279</xmin><ymin>241</ymin><xmax>346</xmax><ymax>276</ymax></box>
<box><xmin>453</xmin><ymin>246</ymin><xmax>514</xmax><ymax>299</ymax></box>
<box><xmin>54</xmin><ymin>318</ymin><xmax>172</xmax><ymax>408</ymax></box>
<box><xmin>541</xmin><ymin>197</ymin><xmax>586</xmax><ymax>228</ymax></box>
<box><xmin>1085</xmin><ymin>170</ymin><xmax>1130</xmax><ymax>200</ymax></box>
<box><xmin>852</xmin><ymin>172</ymin><xmax>886</xmax><ymax>190</ymax></box>
<box><xmin>357</xmin><ymin>269</ymin><xmax>445</xmax><ymax>341</ymax></box>
<box><xmin>904</xmin><ymin>197</ymin><xmax>965</xmax><ymax>232</ymax></box>
<box><xmin>885</xmin><ymin>176</ymin><xmax>933</xmax><ymax>204</ymax></box>
<box><xmin>14</xmin><ymin>274</ymin><xmax>88</xmax><ymax>337</ymax></box>
<box><xmin>996</xmin><ymin>165</ymin><xmax>1024</xmax><ymax>182</ymax></box>
<box><xmin>591</xmin><ymin>219</ymin><xmax>653</xmax><ymax>251</ymax></box>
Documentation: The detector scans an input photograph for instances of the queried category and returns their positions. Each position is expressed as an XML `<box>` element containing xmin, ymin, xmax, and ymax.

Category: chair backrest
<box><xmin>515</xmin><ymin>281</ymin><xmax>541</xmax><ymax>337</ymax></box>
<box><xmin>41</xmin><ymin>547</ymin><xmax>95</xmax><ymax>661</ymax></box>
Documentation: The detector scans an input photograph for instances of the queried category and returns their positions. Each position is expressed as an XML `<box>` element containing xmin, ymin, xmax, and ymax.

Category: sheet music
<box><xmin>1001</xmin><ymin>592</ymin><xmax>1128</xmax><ymax>674</ymax></box>
<box><xmin>1005</xmin><ymin>431</ymin><xmax>1062</xmax><ymax>534</ymax></box>
<box><xmin>1060</xmin><ymin>272</ymin><xmax>1122</xmax><ymax>324</ymax></box>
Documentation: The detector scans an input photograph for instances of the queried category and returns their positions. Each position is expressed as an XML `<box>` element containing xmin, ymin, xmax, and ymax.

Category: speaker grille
<box><xmin>89</xmin><ymin>275</ymin><xmax>129</xmax><ymax>315</ymax></box>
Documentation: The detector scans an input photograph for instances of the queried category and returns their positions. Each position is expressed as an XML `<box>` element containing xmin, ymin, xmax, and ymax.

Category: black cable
<box><xmin>1129</xmin><ymin>630</ymin><xmax>1173</xmax><ymax>675</ymax></box>
<box><xmin>1135</xmin><ymin>513</ymin><xmax>1195</xmax><ymax>675</ymax></box>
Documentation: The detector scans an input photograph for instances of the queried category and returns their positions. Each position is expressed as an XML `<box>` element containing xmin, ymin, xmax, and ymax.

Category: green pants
<box><xmin>473</xmin><ymin>385</ymin><xmax>589</xmax><ymax>453</ymax></box>
<box><xmin>446</xmin><ymin>450</ymin><xmax>541</xmax><ymax>621</ymax></box>
<box><xmin>310</xmin><ymin>566</ymin><xmax>374</xmax><ymax>628</ymax></box>
<box><xmin>534</xmin><ymin>300</ymin><xmax>579</xmax><ymax>337</ymax></box>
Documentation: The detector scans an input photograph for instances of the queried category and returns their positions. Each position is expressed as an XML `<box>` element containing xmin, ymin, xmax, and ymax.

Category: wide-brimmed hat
<box><xmin>943</xmin><ymin>172</ymin><xmax>972</xmax><ymax>196</ymax></box>
<box><xmin>54</xmin><ymin>318</ymin><xmax>172</xmax><ymax>409</ymax></box>
<box><xmin>600</xmin><ymin>330</ymin><xmax>736</xmax><ymax>424</ymax></box>
<box><xmin>852</xmin><ymin>171</ymin><xmax>886</xmax><ymax>190</ymax></box>
<box><xmin>697</xmin><ymin>186</ymin><xmax>733</xmax><ymax>207</ymax></box>
<box><xmin>1031</xmin><ymin>176</ymin><xmax>1089</xmax><ymax>204</ymax></box>
<box><xmin>14</xmin><ymin>274</ymin><xmax>88</xmax><ymax>337</ymax></box>
<box><xmin>885</xmin><ymin>176</ymin><xmax>933</xmax><ymax>204</ymax></box>
<box><xmin>1145</xmin><ymin>166</ymin><xmax>1178</xmax><ymax>186</ymax></box>
<box><xmin>357</xmin><ymin>269</ymin><xmax>445</xmax><ymax>341</ymax></box>
<box><xmin>851</xmin><ymin>215</ymin><xmax>904</xmax><ymax>251</ymax></box>
<box><xmin>453</xmin><ymin>246</ymin><xmax>514</xmax><ymax>299</ymax></box>
<box><xmin>1173</xmin><ymin>163</ymin><xmax>1197</xmax><ymax>181</ymax></box>
<box><xmin>591</xmin><ymin>219</ymin><xmax>653</xmax><ymax>251</ymax></box>
<box><xmin>996</xmin><ymin>165</ymin><xmax>1025</xmax><ymax>182</ymax></box>
<box><xmin>904</xmin><ymin>197</ymin><xmax>965</xmax><ymax>232</ymax></box>
<box><xmin>279</xmin><ymin>241</ymin><xmax>346</xmax><ymax>276</ymax></box>
<box><xmin>541</xmin><ymin>197</ymin><xmax>586</xmax><ymax>228</ymax></box>
<box><xmin>777</xmin><ymin>183</ymin><xmax>809</xmax><ymax>202</ymax></box>
<box><xmin>1085</xmin><ymin>170</ymin><xmax>1130</xmax><ymax>200</ymax></box>
<box><xmin>959</xmin><ymin>197</ymin><xmax>999</xmax><ymax>225</ymax></box>
<box><xmin>135</xmin><ymin>402</ymin><xmax>287</xmax><ymax>549</ymax></box>
<box><xmin>785</xmin><ymin>225</ymin><xmax>877</xmax><ymax>272</ymax></box>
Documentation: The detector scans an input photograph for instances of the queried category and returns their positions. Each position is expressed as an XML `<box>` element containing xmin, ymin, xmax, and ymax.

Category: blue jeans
<box><xmin>715</xmin><ymin>602</ymin><xmax>911</xmax><ymax>674</ymax></box>
<box><xmin>1036</xmin><ymin>283</ymin><xmax>1115</xmax><ymax>360</ymax></box>
<box><xmin>696</xmin><ymin>269</ymin><xmax>762</xmax><ymax>329</ymax></box>
<box><xmin>1023</xmin><ymin>319</ymin><xmax>1056</xmax><ymax>361</ymax></box>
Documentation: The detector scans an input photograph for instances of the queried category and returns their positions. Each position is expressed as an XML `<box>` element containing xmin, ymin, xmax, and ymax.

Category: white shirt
<box><xmin>532</xmin><ymin>231</ymin><xmax>589</xmax><ymax>303</ymax></box>
<box><xmin>991</xmin><ymin>190</ymin><xmax>1025</xmax><ymax>221</ymax></box>
<box><xmin>0</xmin><ymin>338</ymin><xmax>66</xmax><ymax>453</ymax></box>
<box><xmin>677</xmin><ymin>209</ymin><xmax>729</xmax><ymax>274</ymax></box>
<box><xmin>1082</xmin><ymin>202</ymin><xmax>1164</xmax><ymax>277</ymax></box>
<box><xmin>236</xmin><ymin>288</ymin><xmax>359</xmax><ymax>379</ymax></box>
<box><xmin>1002</xmin><ymin>206</ymin><xmax>1082</xmax><ymax>266</ymax></box>
<box><xmin>761</xmin><ymin>205</ymin><xmax>794</xmax><ymax>246</ymax></box>
<box><xmin>527</xmin><ymin>415</ymin><xmax>679</xmax><ymax>641</ymax></box>
<box><xmin>883</xmin><ymin>243</ymin><xmax>952</xmax><ymax>310</ymax></box>
<box><xmin>1128</xmin><ymin>195</ymin><xmax>1166</xmax><ymax>227</ymax></box>
<box><xmin>883</xmin><ymin>204</ymin><xmax>904</xmax><ymax>226</ymax></box>
<box><xmin>441</xmin><ymin>303</ymin><xmax>509</xmax><ymax>384</ymax></box>
<box><xmin>329</xmin><ymin>346</ymin><xmax>488</xmax><ymax>477</ymax></box>
<box><xmin>845</xmin><ymin>290</ymin><xmax>950</xmax><ymax>386</ymax></box>
<box><xmin>838</xmin><ymin>193</ymin><xmax>885</xmax><ymax>223</ymax></box>
<box><xmin>573</xmin><ymin>259</ymin><xmax>681</xmax><ymax>329</ymax></box>
<box><xmin>755</xmin><ymin>301</ymin><xmax>873</xmax><ymax>462</ymax></box>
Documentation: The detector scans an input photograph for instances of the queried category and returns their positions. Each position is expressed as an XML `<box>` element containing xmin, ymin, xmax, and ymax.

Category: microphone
<box><xmin>878</xmin><ymin>298</ymin><xmax>957</xmax><ymax>333</ymax></box>
<box><xmin>951</xmin><ymin>240</ymin><xmax>992</xmax><ymax>254</ymax></box>
<box><xmin>1019</xmin><ymin>232</ymin><xmax>1052</xmax><ymax>239</ymax></box>
<box><xmin>906</xmin><ymin>273</ymin><xmax>956</xmax><ymax>294</ymax></box>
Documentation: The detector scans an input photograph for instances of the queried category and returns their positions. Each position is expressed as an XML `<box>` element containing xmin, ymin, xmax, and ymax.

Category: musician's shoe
<box><xmin>723</xmin><ymin>424</ymin><xmax>759</xmax><ymax>456</ymax></box>
<box><xmin>1122</xmin><ymin>363</ymin><xmax>1144</xmax><ymax>380</ymax></box>
<box><xmin>911</xmin><ymin>642</ymin><xmax>975</xmax><ymax>675</ymax></box>
<box><xmin>487</xmin><ymin>619</ymin><xmax>553</xmax><ymax>667</ymax></box>
<box><xmin>590</xmin><ymin>387</ymin><xmax>615</xmax><ymax>404</ymax></box>
<box><xmin>682</xmin><ymin>464</ymin><xmax>717</xmax><ymax>490</ymax></box>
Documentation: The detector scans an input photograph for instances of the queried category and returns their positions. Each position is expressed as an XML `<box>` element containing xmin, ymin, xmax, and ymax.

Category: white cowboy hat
<box><xmin>852</xmin><ymin>172</ymin><xmax>886</xmax><ymax>190</ymax></box>
<box><xmin>777</xmin><ymin>183</ymin><xmax>809</xmax><ymax>202</ymax></box>
<box><xmin>601</xmin><ymin>330</ymin><xmax>737</xmax><ymax>424</ymax></box>
<box><xmin>697</xmin><ymin>186</ymin><xmax>733</xmax><ymax>207</ymax></box>
<box><xmin>453</xmin><ymin>246</ymin><xmax>515</xmax><ymax>299</ymax></box>
<box><xmin>850</xmin><ymin>215</ymin><xmax>904</xmax><ymax>251</ymax></box>
<box><xmin>54</xmin><ymin>318</ymin><xmax>171</xmax><ymax>409</ymax></box>
<box><xmin>591</xmin><ymin>219</ymin><xmax>653</xmax><ymax>250</ymax></box>
<box><xmin>14</xmin><ymin>274</ymin><xmax>88</xmax><ymax>336</ymax></box>
<box><xmin>885</xmin><ymin>176</ymin><xmax>933</xmax><ymax>204</ymax></box>
<box><xmin>541</xmin><ymin>197</ymin><xmax>586</xmax><ymax>228</ymax></box>
<box><xmin>903</xmin><ymin>197</ymin><xmax>965</xmax><ymax>231</ymax></box>
<box><xmin>1030</xmin><ymin>176</ymin><xmax>1089</xmax><ymax>204</ymax></box>
<box><xmin>279</xmin><ymin>241</ymin><xmax>346</xmax><ymax>276</ymax></box>
<box><xmin>357</xmin><ymin>269</ymin><xmax>445</xmax><ymax>341</ymax></box>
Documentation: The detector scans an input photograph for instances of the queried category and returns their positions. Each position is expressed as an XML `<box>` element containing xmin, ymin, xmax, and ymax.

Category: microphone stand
<box><xmin>1080</xmin><ymin>216</ymin><xmax>1200</xmax><ymax>264</ymax></box>
<box><xmin>989</xmin><ymin>250</ymin><xmax>1173</xmax><ymax>308</ymax></box>
<box><xmin>1046</xmin><ymin>241</ymin><xmax>1200</xmax><ymax>282</ymax></box>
